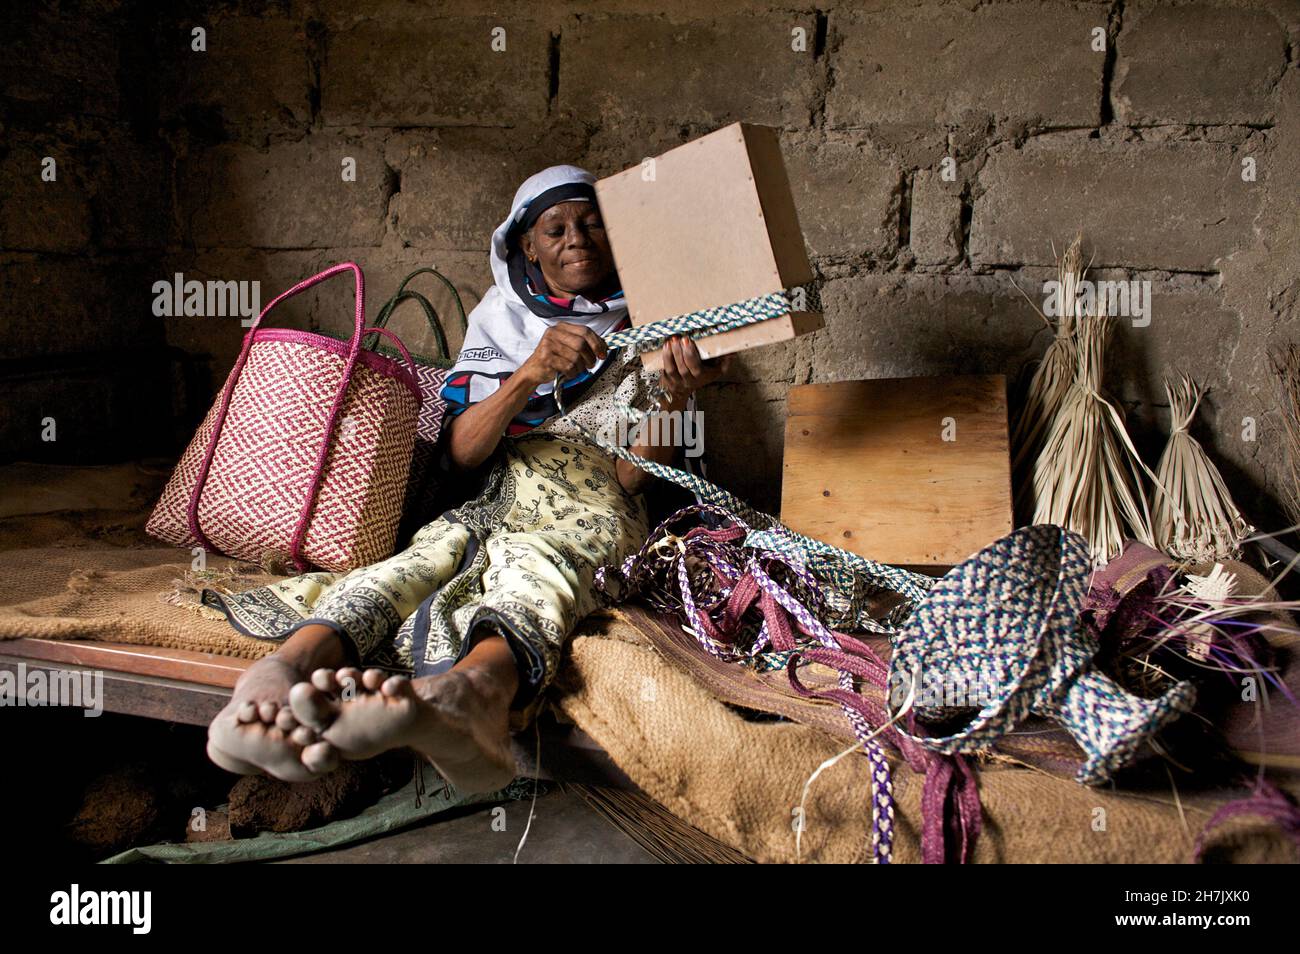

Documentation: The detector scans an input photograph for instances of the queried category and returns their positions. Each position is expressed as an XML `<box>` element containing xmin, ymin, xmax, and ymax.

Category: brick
<box><xmin>177</xmin><ymin>135</ymin><xmax>391</xmax><ymax>248</ymax></box>
<box><xmin>0</xmin><ymin>142</ymin><xmax>93</xmax><ymax>253</ymax></box>
<box><xmin>318</xmin><ymin>0</ymin><xmax>769</xmax><ymax>23</ymax></box>
<box><xmin>158</xmin><ymin>17</ymin><xmax>313</xmax><ymax>138</ymax></box>
<box><xmin>811</xmin><ymin>275</ymin><xmax>1039</xmax><ymax>385</ymax></box>
<box><xmin>158</xmin><ymin>248</ymin><xmax>323</xmax><ymax>379</ymax></box>
<box><xmin>321</xmin><ymin>18</ymin><xmax>550</xmax><ymax>127</ymax></box>
<box><xmin>811</xmin><ymin>274</ymin><xmax>1244</xmax><ymax>470</ymax></box>
<box><xmin>784</xmin><ymin>138</ymin><xmax>899</xmax><ymax>259</ymax></box>
<box><xmin>160</xmin><ymin>248</ymin><xmax>492</xmax><ymax>389</ymax></box>
<box><xmin>1114</xmin><ymin>3</ymin><xmax>1287</xmax><ymax>125</ymax></box>
<box><xmin>0</xmin><ymin>363</ymin><xmax>173</xmax><ymax>465</ymax></box>
<box><xmin>909</xmin><ymin>168</ymin><xmax>963</xmax><ymax>265</ymax></box>
<box><xmin>0</xmin><ymin>258</ymin><xmax>161</xmax><ymax>361</ymax></box>
<box><xmin>581</xmin><ymin>122</ymin><xmax>704</xmax><ymax>178</ymax></box>
<box><xmin>861</xmin><ymin>123</ymin><xmax>953</xmax><ymax>171</ymax></box>
<box><xmin>970</xmin><ymin>140</ymin><xmax>1259</xmax><ymax>270</ymax></box>
<box><xmin>92</xmin><ymin>129</ymin><xmax>171</xmax><ymax>250</ymax></box>
<box><xmin>1037</xmin><ymin>277</ymin><xmax>1242</xmax><ymax>464</ymax></box>
<box><xmin>695</xmin><ymin>381</ymin><xmax>793</xmax><ymax>514</ymax></box>
<box><xmin>562</xmin><ymin>16</ymin><xmax>821</xmax><ymax>128</ymax></box>
<box><xmin>0</xmin><ymin>10</ymin><xmax>120</xmax><ymax>125</ymax></box>
<box><xmin>1102</xmin><ymin>277</ymin><xmax>1243</xmax><ymax>436</ymax></box>
<box><xmin>385</xmin><ymin>129</ymin><xmax>573</xmax><ymax>252</ymax></box>
<box><xmin>826</xmin><ymin>4</ymin><xmax>1104</xmax><ymax>127</ymax></box>
<box><xmin>727</xmin><ymin>334</ymin><xmax>799</xmax><ymax>385</ymax></box>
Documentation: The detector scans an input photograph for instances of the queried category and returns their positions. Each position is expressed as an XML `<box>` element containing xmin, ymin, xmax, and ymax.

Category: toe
<box><xmin>362</xmin><ymin>668</ymin><xmax>388</xmax><ymax>691</ymax></box>
<box><xmin>211</xmin><ymin>706</ymin><xmax>318</xmax><ymax>783</ymax></box>
<box><xmin>381</xmin><ymin>675</ymin><xmax>415</xmax><ymax>699</ymax></box>
<box><xmin>289</xmin><ymin>680</ymin><xmax>338</xmax><ymax>730</ymax></box>
<box><xmin>291</xmin><ymin>724</ymin><xmax>318</xmax><ymax>747</ymax></box>
<box><xmin>275</xmin><ymin>707</ymin><xmax>299</xmax><ymax>732</ymax></box>
<box><xmin>301</xmin><ymin>741</ymin><xmax>339</xmax><ymax>775</ymax></box>
<box><xmin>336</xmin><ymin>668</ymin><xmax>363</xmax><ymax>698</ymax></box>
<box><xmin>310</xmin><ymin>667</ymin><xmax>339</xmax><ymax>693</ymax></box>
<box><xmin>236</xmin><ymin>700</ymin><xmax>259</xmax><ymax>724</ymax></box>
<box><xmin>257</xmin><ymin>700</ymin><xmax>279</xmax><ymax>724</ymax></box>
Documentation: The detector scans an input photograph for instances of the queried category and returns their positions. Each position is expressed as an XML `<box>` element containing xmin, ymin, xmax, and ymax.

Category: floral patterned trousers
<box><xmin>203</xmin><ymin>433</ymin><xmax>650</xmax><ymax>728</ymax></box>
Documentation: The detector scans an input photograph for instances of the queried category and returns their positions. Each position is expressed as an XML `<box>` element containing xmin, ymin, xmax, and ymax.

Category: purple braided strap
<box><xmin>1194</xmin><ymin>779</ymin><xmax>1300</xmax><ymax>862</ymax></box>
<box><xmin>597</xmin><ymin>504</ymin><xmax>982</xmax><ymax>864</ymax></box>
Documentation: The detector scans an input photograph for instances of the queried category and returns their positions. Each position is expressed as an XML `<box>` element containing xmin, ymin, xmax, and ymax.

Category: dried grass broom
<box><xmin>562</xmin><ymin>783</ymin><xmax>753</xmax><ymax>863</ymax></box>
<box><xmin>1269</xmin><ymin>343</ymin><xmax>1300</xmax><ymax>530</ymax></box>
<box><xmin>1010</xmin><ymin>235</ymin><xmax>1084</xmax><ymax>506</ymax></box>
<box><xmin>1031</xmin><ymin>309</ymin><xmax>1161</xmax><ymax>564</ymax></box>
<box><xmin>1152</xmin><ymin>372</ymin><xmax>1252</xmax><ymax>562</ymax></box>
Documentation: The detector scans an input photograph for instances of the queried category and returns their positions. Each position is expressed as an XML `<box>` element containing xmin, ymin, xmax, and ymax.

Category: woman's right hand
<box><xmin>518</xmin><ymin>322</ymin><xmax>609</xmax><ymax>388</ymax></box>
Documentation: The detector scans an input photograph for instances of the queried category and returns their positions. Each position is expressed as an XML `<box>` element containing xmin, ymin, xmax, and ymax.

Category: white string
<box><xmin>795</xmin><ymin>679</ymin><xmax>916</xmax><ymax>863</ymax></box>
<box><xmin>512</xmin><ymin>721</ymin><xmax>542</xmax><ymax>864</ymax></box>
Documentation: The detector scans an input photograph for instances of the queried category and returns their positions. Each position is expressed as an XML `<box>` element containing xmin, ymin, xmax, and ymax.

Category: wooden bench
<box><xmin>0</xmin><ymin>638</ymin><xmax>632</xmax><ymax>787</ymax></box>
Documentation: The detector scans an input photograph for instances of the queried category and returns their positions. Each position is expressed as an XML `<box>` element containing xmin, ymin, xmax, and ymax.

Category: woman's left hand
<box><xmin>659</xmin><ymin>335</ymin><xmax>732</xmax><ymax>406</ymax></box>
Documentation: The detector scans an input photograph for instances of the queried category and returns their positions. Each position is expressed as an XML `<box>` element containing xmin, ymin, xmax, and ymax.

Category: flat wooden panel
<box><xmin>597</xmin><ymin>123</ymin><xmax>781</xmax><ymax>325</ymax></box>
<box><xmin>598</xmin><ymin>123</ymin><xmax>821</xmax><ymax>369</ymax></box>
<box><xmin>741</xmin><ymin>124</ymin><xmax>813</xmax><ymax>288</ymax></box>
<box><xmin>0</xmin><ymin>655</ymin><xmax>234</xmax><ymax>725</ymax></box>
<box><xmin>781</xmin><ymin>375</ymin><xmax>1013</xmax><ymax>567</ymax></box>
<box><xmin>4</xmin><ymin>638</ymin><xmax>250</xmax><ymax>688</ymax></box>
<box><xmin>639</xmin><ymin>311</ymin><xmax>823</xmax><ymax>373</ymax></box>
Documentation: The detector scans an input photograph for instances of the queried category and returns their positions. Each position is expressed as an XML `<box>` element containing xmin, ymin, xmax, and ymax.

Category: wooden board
<box><xmin>596</xmin><ymin>122</ymin><xmax>820</xmax><ymax>371</ymax></box>
<box><xmin>3</xmin><ymin>637</ymin><xmax>250</xmax><ymax>688</ymax></box>
<box><xmin>780</xmin><ymin>376</ymin><xmax>1014</xmax><ymax>568</ymax></box>
<box><xmin>0</xmin><ymin>639</ymin><xmax>246</xmax><ymax>725</ymax></box>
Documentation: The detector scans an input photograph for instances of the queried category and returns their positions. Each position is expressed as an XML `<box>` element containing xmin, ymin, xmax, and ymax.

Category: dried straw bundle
<box><xmin>1011</xmin><ymin>236</ymin><xmax>1084</xmax><ymax>493</ymax></box>
<box><xmin>1032</xmin><ymin>309</ymin><xmax>1159</xmax><ymax>564</ymax></box>
<box><xmin>563</xmin><ymin>783</ymin><xmax>752</xmax><ymax>863</ymax></box>
<box><xmin>1152</xmin><ymin>373</ymin><xmax>1252</xmax><ymax>561</ymax></box>
<box><xmin>1269</xmin><ymin>343</ymin><xmax>1300</xmax><ymax>529</ymax></box>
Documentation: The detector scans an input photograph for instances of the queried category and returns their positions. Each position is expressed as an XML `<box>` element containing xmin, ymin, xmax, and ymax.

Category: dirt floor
<box><xmin>281</xmin><ymin>788</ymin><xmax>657</xmax><ymax>864</ymax></box>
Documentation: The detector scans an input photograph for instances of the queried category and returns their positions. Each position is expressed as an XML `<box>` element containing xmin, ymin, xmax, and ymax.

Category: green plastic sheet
<box><xmin>102</xmin><ymin>770</ymin><xmax>540</xmax><ymax>864</ymax></box>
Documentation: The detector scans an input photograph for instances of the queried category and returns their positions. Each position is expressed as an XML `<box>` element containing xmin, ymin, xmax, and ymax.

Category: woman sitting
<box><xmin>204</xmin><ymin>165</ymin><xmax>729</xmax><ymax>792</ymax></box>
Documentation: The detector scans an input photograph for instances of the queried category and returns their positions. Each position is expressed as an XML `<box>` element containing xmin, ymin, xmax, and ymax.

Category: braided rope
<box><xmin>592</xmin><ymin>502</ymin><xmax>988</xmax><ymax>863</ymax></box>
<box><xmin>602</xmin><ymin>290</ymin><xmax>797</xmax><ymax>354</ymax></box>
<box><xmin>596</xmin><ymin>503</ymin><xmax>897</xmax><ymax>861</ymax></box>
<box><xmin>552</xmin><ymin>284</ymin><xmax>933</xmax><ymax>629</ymax></box>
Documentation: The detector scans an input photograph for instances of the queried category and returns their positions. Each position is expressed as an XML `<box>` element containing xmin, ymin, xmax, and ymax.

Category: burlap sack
<box><xmin>554</xmin><ymin>610</ymin><xmax>1298</xmax><ymax>864</ymax></box>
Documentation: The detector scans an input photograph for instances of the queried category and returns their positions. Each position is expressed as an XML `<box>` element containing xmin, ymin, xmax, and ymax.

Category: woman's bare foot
<box><xmin>288</xmin><ymin>635</ymin><xmax>521</xmax><ymax>794</ymax></box>
<box><xmin>206</xmin><ymin>624</ymin><xmax>350</xmax><ymax>783</ymax></box>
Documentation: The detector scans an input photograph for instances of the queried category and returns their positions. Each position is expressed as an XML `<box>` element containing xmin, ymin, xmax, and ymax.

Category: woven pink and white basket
<box><xmin>146</xmin><ymin>262</ymin><xmax>422</xmax><ymax>573</ymax></box>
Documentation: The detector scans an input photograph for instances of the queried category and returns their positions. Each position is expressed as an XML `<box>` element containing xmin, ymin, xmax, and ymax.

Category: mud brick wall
<box><xmin>3</xmin><ymin>0</ymin><xmax>1298</xmax><ymax>527</ymax></box>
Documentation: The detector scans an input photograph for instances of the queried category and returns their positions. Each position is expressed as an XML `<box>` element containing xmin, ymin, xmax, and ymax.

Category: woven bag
<box><xmin>357</xmin><ymin>268</ymin><xmax>468</xmax><ymax>539</ymax></box>
<box><xmin>145</xmin><ymin>262</ymin><xmax>422</xmax><ymax>573</ymax></box>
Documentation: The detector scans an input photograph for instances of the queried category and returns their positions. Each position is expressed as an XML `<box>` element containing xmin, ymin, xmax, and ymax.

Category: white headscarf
<box><xmin>439</xmin><ymin>165</ymin><xmax>630</xmax><ymax>432</ymax></box>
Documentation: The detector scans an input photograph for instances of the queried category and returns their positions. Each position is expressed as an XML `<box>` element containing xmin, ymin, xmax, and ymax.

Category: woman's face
<box><xmin>520</xmin><ymin>200</ymin><xmax>617</xmax><ymax>299</ymax></box>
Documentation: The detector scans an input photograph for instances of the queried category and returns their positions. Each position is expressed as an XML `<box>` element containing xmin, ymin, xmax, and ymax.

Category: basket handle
<box><xmin>368</xmin><ymin>267</ymin><xmax>469</xmax><ymax>362</ymax></box>
<box><xmin>360</xmin><ymin>327</ymin><xmax>419</xmax><ymax>381</ymax></box>
<box><xmin>186</xmin><ymin>262</ymin><xmax>370</xmax><ymax>573</ymax></box>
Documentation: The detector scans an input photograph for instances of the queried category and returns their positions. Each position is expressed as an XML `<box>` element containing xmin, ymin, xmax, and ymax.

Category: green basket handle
<box><xmin>366</xmin><ymin>267</ymin><xmax>469</xmax><ymax>364</ymax></box>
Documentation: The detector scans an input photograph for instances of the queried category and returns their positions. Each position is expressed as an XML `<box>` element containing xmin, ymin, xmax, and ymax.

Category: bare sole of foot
<box><xmin>207</xmin><ymin>656</ymin><xmax>338</xmax><ymax>783</ymax></box>
<box><xmin>289</xmin><ymin>667</ymin><xmax>518</xmax><ymax>795</ymax></box>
